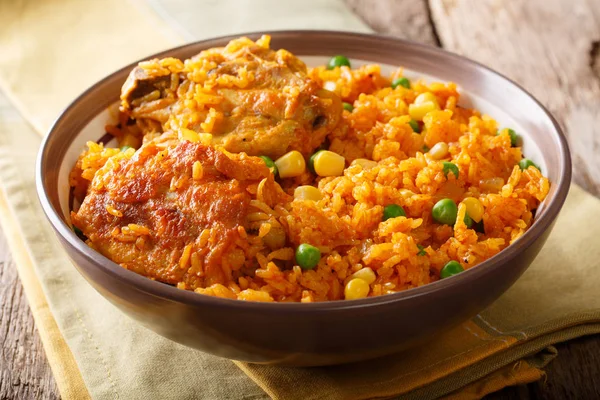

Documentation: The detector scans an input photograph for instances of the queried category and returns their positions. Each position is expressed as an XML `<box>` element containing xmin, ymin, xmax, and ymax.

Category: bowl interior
<box><xmin>38</xmin><ymin>31</ymin><xmax>571</xmax><ymax>308</ymax></box>
<box><xmin>56</xmin><ymin>56</ymin><xmax>550</xmax><ymax>222</ymax></box>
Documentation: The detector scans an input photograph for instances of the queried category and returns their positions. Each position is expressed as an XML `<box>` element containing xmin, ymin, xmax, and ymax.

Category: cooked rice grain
<box><xmin>71</xmin><ymin>36</ymin><xmax>550</xmax><ymax>302</ymax></box>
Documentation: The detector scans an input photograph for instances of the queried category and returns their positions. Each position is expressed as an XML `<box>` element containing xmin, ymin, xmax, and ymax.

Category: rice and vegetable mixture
<box><xmin>70</xmin><ymin>35</ymin><xmax>549</xmax><ymax>302</ymax></box>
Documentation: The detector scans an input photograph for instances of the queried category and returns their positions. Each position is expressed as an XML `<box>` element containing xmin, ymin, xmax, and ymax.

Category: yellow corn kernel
<box><xmin>179</xmin><ymin>128</ymin><xmax>200</xmax><ymax>143</ymax></box>
<box><xmin>480</xmin><ymin>177</ymin><xmax>505</xmax><ymax>192</ymax></box>
<box><xmin>192</xmin><ymin>161</ymin><xmax>203</xmax><ymax>180</ymax></box>
<box><xmin>351</xmin><ymin>158</ymin><xmax>378</xmax><ymax>170</ymax></box>
<box><xmin>409</xmin><ymin>102</ymin><xmax>440</xmax><ymax>121</ymax></box>
<box><xmin>351</xmin><ymin>267</ymin><xmax>376</xmax><ymax>285</ymax></box>
<box><xmin>409</xmin><ymin>92</ymin><xmax>440</xmax><ymax>121</ymax></box>
<box><xmin>462</xmin><ymin>197</ymin><xmax>484</xmax><ymax>222</ymax></box>
<box><xmin>314</xmin><ymin>150</ymin><xmax>345</xmax><ymax>177</ymax></box>
<box><xmin>274</xmin><ymin>150</ymin><xmax>306</xmax><ymax>178</ymax></box>
<box><xmin>414</xmin><ymin>92</ymin><xmax>439</xmax><ymax>105</ymax></box>
<box><xmin>429</xmin><ymin>142</ymin><xmax>449</xmax><ymax>160</ymax></box>
<box><xmin>344</xmin><ymin>278</ymin><xmax>370</xmax><ymax>300</ymax></box>
<box><xmin>294</xmin><ymin>185</ymin><xmax>323</xmax><ymax>201</ymax></box>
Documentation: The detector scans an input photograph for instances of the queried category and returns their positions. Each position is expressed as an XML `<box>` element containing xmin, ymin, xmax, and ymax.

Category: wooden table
<box><xmin>1</xmin><ymin>0</ymin><xmax>599</xmax><ymax>398</ymax></box>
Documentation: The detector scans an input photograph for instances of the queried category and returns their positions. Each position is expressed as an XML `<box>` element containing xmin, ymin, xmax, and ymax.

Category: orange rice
<box><xmin>70</xmin><ymin>36</ymin><xmax>550</xmax><ymax>302</ymax></box>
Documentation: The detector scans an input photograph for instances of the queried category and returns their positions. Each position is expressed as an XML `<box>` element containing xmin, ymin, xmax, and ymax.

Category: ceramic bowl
<box><xmin>36</xmin><ymin>31</ymin><xmax>571</xmax><ymax>366</ymax></box>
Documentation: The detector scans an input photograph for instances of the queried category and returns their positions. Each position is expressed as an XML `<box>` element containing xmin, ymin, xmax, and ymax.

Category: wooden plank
<box><xmin>533</xmin><ymin>336</ymin><xmax>600</xmax><ymax>399</ymax></box>
<box><xmin>0</xmin><ymin>228</ymin><xmax>60</xmax><ymax>399</ymax></box>
<box><xmin>430</xmin><ymin>0</ymin><xmax>600</xmax><ymax>196</ymax></box>
<box><xmin>343</xmin><ymin>0</ymin><xmax>438</xmax><ymax>45</ymax></box>
<box><xmin>487</xmin><ymin>336</ymin><xmax>600</xmax><ymax>399</ymax></box>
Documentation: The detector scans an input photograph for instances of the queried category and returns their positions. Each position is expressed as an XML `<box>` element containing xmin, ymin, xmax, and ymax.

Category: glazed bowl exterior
<box><xmin>36</xmin><ymin>31</ymin><xmax>571</xmax><ymax>366</ymax></box>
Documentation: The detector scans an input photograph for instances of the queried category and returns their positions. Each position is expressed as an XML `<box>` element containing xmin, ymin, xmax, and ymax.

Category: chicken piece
<box><xmin>121</xmin><ymin>36</ymin><xmax>342</xmax><ymax>159</ymax></box>
<box><xmin>71</xmin><ymin>133</ymin><xmax>289</xmax><ymax>289</ymax></box>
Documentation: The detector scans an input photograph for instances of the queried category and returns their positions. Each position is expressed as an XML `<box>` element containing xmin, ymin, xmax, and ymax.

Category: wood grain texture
<box><xmin>486</xmin><ymin>336</ymin><xmax>600</xmax><ymax>399</ymax></box>
<box><xmin>343</xmin><ymin>0</ymin><xmax>438</xmax><ymax>44</ymax></box>
<box><xmin>530</xmin><ymin>336</ymin><xmax>600</xmax><ymax>399</ymax></box>
<box><xmin>429</xmin><ymin>0</ymin><xmax>600</xmax><ymax>196</ymax></box>
<box><xmin>0</xmin><ymin>229</ymin><xmax>60</xmax><ymax>400</ymax></box>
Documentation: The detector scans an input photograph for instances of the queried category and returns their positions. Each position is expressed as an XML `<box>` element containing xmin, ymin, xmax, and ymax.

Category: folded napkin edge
<box><xmin>0</xmin><ymin>77</ymin><xmax>45</xmax><ymax>136</ymax></box>
<box><xmin>0</xmin><ymin>187</ymin><xmax>92</xmax><ymax>400</ymax></box>
<box><xmin>392</xmin><ymin>323</ymin><xmax>598</xmax><ymax>400</ymax></box>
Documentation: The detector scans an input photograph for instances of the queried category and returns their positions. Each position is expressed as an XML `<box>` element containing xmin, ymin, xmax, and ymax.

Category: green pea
<box><xmin>308</xmin><ymin>150</ymin><xmax>325</xmax><ymax>174</ymax></box>
<box><xmin>432</xmin><ymin>198</ymin><xmax>458</xmax><ymax>225</ymax></box>
<box><xmin>120</xmin><ymin>145</ymin><xmax>133</xmax><ymax>152</ymax></box>
<box><xmin>497</xmin><ymin>128</ymin><xmax>520</xmax><ymax>147</ymax></box>
<box><xmin>417</xmin><ymin>244</ymin><xmax>427</xmax><ymax>256</ymax></box>
<box><xmin>259</xmin><ymin>155</ymin><xmax>275</xmax><ymax>168</ymax></box>
<box><xmin>442</xmin><ymin>162</ymin><xmax>459</xmax><ymax>179</ymax></box>
<box><xmin>518</xmin><ymin>158</ymin><xmax>540</xmax><ymax>171</ymax></box>
<box><xmin>391</xmin><ymin>77</ymin><xmax>410</xmax><ymax>89</ymax></box>
<box><xmin>440</xmin><ymin>260</ymin><xmax>464</xmax><ymax>279</ymax></box>
<box><xmin>327</xmin><ymin>55</ymin><xmax>351</xmax><ymax>70</ymax></box>
<box><xmin>408</xmin><ymin>119</ymin><xmax>421</xmax><ymax>133</ymax></box>
<box><xmin>259</xmin><ymin>156</ymin><xmax>278</xmax><ymax>176</ymax></box>
<box><xmin>343</xmin><ymin>102</ymin><xmax>354</xmax><ymax>112</ymax></box>
<box><xmin>463</xmin><ymin>213</ymin><xmax>473</xmax><ymax>228</ymax></box>
<box><xmin>507</xmin><ymin>129</ymin><xmax>520</xmax><ymax>147</ymax></box>
<box><xmin>295</xmin><ymin>244</ymin><xmax>321</xmax><ymax>270</ymax></box>
<box><xmin>383</xmin><ymin>204</ymin><xmax>406</xmax><ymax>221</ymax></box>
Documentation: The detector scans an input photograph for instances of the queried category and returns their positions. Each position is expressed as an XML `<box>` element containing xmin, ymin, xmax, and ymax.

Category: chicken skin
<box><xmin>120</xmin><ymin>36</ymin><xmax>342</xmax><ymax>159</ymax></box>
<box><xmin>71</xmin><ymin>133</ymin><xmax>289</xmax><ymax>289</ymax></box>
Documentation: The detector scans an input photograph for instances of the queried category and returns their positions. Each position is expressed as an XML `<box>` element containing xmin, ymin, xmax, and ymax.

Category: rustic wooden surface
<box><xmin>0</xmin><ymin>230</ymin><xmax>59</xmax><ymax>400</ymax></box>
<box><xmin>0</xmin><ymin>0</ymin><xmax>599</xmax><ymax>399</ymax></box>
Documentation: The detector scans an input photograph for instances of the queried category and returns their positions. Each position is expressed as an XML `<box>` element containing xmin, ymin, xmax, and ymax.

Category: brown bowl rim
<box><xmin>36</xmin><ymin>30</ymin><xmax>572</xmax><ymax>313</ymax></box>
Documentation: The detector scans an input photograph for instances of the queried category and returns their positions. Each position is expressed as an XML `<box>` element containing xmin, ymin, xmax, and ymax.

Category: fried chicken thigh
<box><xmin>71</xmin><ymin>134</ymin><xmax>288</xmax><ymax>289</ymax></box>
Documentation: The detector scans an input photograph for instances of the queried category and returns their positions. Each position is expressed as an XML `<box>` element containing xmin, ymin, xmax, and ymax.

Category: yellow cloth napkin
<box><xmin>1</xmin><ymin>1</ymin><xmax>599</xmax><ymax>399</ymax></box>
